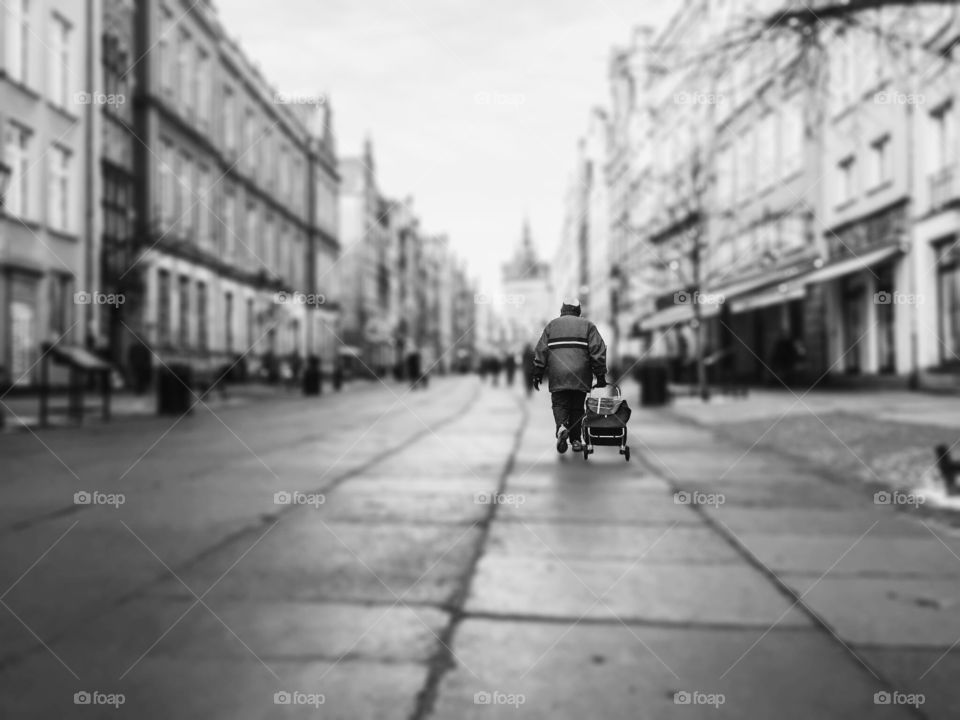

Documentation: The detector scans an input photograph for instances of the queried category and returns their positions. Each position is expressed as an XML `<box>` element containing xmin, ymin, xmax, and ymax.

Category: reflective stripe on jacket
<box><xmin>532</xmin><ymin>313</ymin><xmax>607</xmax><ymax>392</ymax></box>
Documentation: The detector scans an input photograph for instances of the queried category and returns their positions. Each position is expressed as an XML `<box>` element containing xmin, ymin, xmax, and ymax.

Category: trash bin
<box><xmin>639</xmin><ymin>361</ymin><xmax>670</xmax><ymax>407</ymax></box>
<box><xmin>157</xmin><ymin>363</ymin><xmax>194</xmax><ymax>415</ymax></box>
<box><xmin>303</xmin><ymin>356</ymin><xmax>321</xmax><ymax>396</ymax></box>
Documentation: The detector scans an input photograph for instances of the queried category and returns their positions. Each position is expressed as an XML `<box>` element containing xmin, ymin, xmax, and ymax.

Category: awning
<box><xmin>801</xmin><ymin>245</ymin><xmax>902</xmax><ymax>285</ymax></box>
<box><xmin>729</xmin><ymin>283</ymin><xmax>807</xmax><ymax>314</ymax></box>
<box><xmin>49</xmin><ymin>345</ymin><xmax>111</xmax><ymax>371</ymax></box>
<box><xmin>709</xmin><ymin>265</ymin><xmax>807</xmax><ymax>300</ymax></box>
<box><xmin>640</xmin><ymin>301</ymin><xmax>720</xmax><ymax>331</ymax></box>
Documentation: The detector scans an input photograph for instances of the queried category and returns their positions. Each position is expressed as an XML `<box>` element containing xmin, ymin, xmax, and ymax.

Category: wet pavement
<box><xmin>0</xmin><ymin>376</ymin><xmax>956</xmax><ymax>718</ymax></box>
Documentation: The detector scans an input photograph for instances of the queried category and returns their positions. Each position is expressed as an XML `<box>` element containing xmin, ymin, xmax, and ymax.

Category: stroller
<box><xmin>580</xmin><ymin>383</ymin><xmax>632</xmax><ymax>461</ymax></box>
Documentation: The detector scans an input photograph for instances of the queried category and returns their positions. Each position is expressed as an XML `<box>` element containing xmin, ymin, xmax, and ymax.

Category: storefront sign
<box><xmin>828</xmin><ymin>203</ymin><xmax>907</xmax><ymax>260</ymax></box>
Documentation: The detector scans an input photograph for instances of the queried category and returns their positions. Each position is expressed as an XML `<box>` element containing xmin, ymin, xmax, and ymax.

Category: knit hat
<box><xmin>560</xmin><ymin>298</ymin><xmax>581</xmax><ymax>316</ymax></box>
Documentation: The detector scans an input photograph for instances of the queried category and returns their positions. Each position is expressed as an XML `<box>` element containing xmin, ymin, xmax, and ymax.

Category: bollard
<box><xmin>934</xmin><ymin>444</ymin><xmax>960</xmax><ymax>496</ymax></box>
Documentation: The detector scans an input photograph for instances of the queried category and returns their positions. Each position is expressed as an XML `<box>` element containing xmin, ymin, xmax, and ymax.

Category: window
<box><xmin>758</xmin><ymin>221</ymin><xmax>778</xmax><ymax>254</ymax></box>
<box><xmin>263</xmin><ymin>128</ymin><xmax>274</xmax><ymax>189</ymax></box>
<box><xmin>159</xmin><ymin>6</ymin><xmax>174</xmax><ymax>93</ymax></box>
<box><xmin>246</xmin><ymin>203</ymin><xmax>259</xmax><ymax>264</ymax></box>
<box><xmin>289</xmin><ymin>233</ymin><xmax>300</xmax><ymax>286</ymax></box>
<box><xmin>875</xmin><ymin>263</ymin><xmax>896</xmax><ymax>373</ymax></box>
<box><xmin>158</xmin><ymin>139</ymin><xmax>175</xmax><ymax>224</ymax></box>
<box><xmin>292</xmin><ymin>157</ymin><xmax>303</xmax><ymax>210</ymax></box>
<box><xmin>177</xmin><ymin>28</ymin><xmax>191</xmax><ymax>110</ymax></box>
<box><xmin>158</xmin><ymin>269</ymin><xmax>172</xmax><ymax>346</ymax></box>
<box><xmin>838</xmin><ymin>156</ymin><xmax>857</xmax><ymax>204</ymax></box>
<box><xmin>48</xmin><ymin>13</ymin><xmax>70</xmax><ymax>107</ymax></box>
<box><xmin>243</xmin><ymin>108</ymin><xmax>256</xmax><ymax>162</ymax></box>
<box><xmin>5</xmin><ymin>0</ymin><xmax>30</xmax><ymax>85</ymax></box>
<box><xmin>178</xmin><ymin>275</ymin><xmax>190</xmax><ymax>347</ymax></box>
<box><xmin>197</xmin><ymin>281</ymin><xmax>208</xmax><ymax>351</ymax></box>
<box><xmin>196</xmin><ymin>164</ymin><xmax>211</xmax><ymax>245</ymax></box>
<box><xmin>224</xmin><ymin>291</ymin><xmax>234</xmax><ymax>352</ymax></box>
<box><xmin>48</xmin><ymin>146</ymin><xmax>70</xmax><ymax>232</ymax></box>
<box><xmin>196</xmin><ymin>47</ymin><xmax>210</xmax><ymax>124</ymax></box>
<box><xmin>264</xmin><ymin>215</ymin><xmax>276</xmax><ymax>272</ymax></box>
<box><xmin>48</xmin><ymin>273</ymin><xmax>73</xmax><ymax>338</ymax></box>
<box><xmin>4</xmin><ymin>122</ymin><xmax>31</xmax><ymax>217</ymax></box>
<box><xmin>103</xmin><ymin>34</ymin><xmax>130</xmax><ymax>120</ymax></box>
<box><xmin>179</xmin><ymin>153</ymin><xmax>193</xmax><ymax>234</ymax></box>
<box><xmin>869</xmin><ymin>135</ymin><xmax>891</xmax><ymax>188</ymax></box>
<box><xmin>938</xmin><ymin>239</ymin><xmax>960</xmax><ymax>364</ymax></box>
<box><xmin>781</xmin><ymin>98</ymin><xmax>804</xmax><ymax>177</ymax></box>
<box><xmin>278</xmin><ymin>146</ymin><xmax>289</xmax><ymax>197</ymax></box>
<box><xmin>246</xmin><ymin>297</ymin><xmax>255</xmax><ymax>350</ymax></box>
<box><xmin>834</xmin><ymin>34</ymin><xmax>855</xmax><ymax>109</ymax></box>
<box><xmin>757</xmin><ymin>112</ymin><xmax>778</xmax><ymax>189</ymax></box>
<box><xmin>222</xmin><ymin>187</ymin><xmax>237</xmax><ymax>257</ymax></box>
<box><xmin>930</xmin><ymin>102</ymin><xmax>954</xmax><ymax>174</ymax></box>
<box><xmin>222</xmin><ymin>84</ymin><xmax>236</xmax><ymax>150</ymax></box>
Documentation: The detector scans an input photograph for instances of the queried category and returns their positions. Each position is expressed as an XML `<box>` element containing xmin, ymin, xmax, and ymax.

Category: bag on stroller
<box><xmin>581</xmin><ymin>384</ymin><xmax>631</xmax><ymax>461</ymax></box>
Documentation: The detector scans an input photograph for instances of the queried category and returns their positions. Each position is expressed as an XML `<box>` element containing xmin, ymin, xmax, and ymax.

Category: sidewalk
<box><xmin>428</xmin><ymin>391</ymin><xmax>960</xmax><ymax>718</ymax></box>
<box><xmin>0</xmin><ymin>379</ymin><xmax>378</xmax><ymax>433</ymax></box>
<box><xmin>625</xmin><ymin>406</ymin><xmax>960</xmax><ymax>720</ymax></box>
<box><xmin>656</xmin><ymin>387</ymin><xmax>960</xmax><ymax>514</ymax></box>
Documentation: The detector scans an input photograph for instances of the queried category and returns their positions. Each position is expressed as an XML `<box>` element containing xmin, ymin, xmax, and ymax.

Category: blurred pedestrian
<box><xmin>521</xmin><ymin>343</ymin><xmax>536</xmax><ymax>396</ymax></box>
<box><xmin>406</xmin><ymin>343</ymin><xmax>422</xmax><ymax>390</ymax></box>
<box><xmin>333</xmin><ymin>356</ymin><xmax>344</xmax><ymax>391</ymax></box>
<box><xmin>531</xmin><ymin>298</ymin><xmax>607</xmax><ymax>454</ymax></box>
<box><xmin>504</xmin><ymin>353</ymin><xmax>517</xmax><ymax>386</ymax></box>
<box><xmin>489</xmin><ymin>354</ymin><xmax>501</xmax><ymax>387</ymax></box>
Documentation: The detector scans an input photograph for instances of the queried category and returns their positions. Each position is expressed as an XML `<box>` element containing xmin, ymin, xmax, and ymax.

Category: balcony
<box><xmin>930</xmin><ymin>165</ymin><xmax>957</xmax><ymax>211</ymax></box>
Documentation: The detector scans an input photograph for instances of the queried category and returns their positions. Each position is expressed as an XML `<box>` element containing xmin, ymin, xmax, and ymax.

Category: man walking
<box><xmin>531</xmin><ymin>298</ymin><xmax>607</xmax><ymax>454</ymax></box>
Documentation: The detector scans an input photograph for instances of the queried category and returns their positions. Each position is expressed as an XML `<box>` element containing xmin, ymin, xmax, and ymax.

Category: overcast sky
<box><xmin>216</xmin><ymin>0</ymin><xmax>676</xmax><ymax>291</ymax></box>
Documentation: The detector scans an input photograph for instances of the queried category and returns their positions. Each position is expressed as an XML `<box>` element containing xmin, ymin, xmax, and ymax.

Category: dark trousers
<box><xmin>551</xmin><ymin>390</ymin><xmax>586</xmax><ymax>440</ymax></box>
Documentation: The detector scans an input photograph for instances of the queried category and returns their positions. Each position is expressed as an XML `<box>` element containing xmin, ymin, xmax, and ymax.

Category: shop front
<box><xmin>811</xmin><ymin>200</ymin><xmax>909</xmax><ymax>380</ymax></box>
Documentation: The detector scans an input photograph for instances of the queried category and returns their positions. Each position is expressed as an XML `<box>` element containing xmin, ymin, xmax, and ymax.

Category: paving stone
<box><xmin>466</xmin><ymin>555</ymin><xmax>811</xmax><ymax>627</ymax></box>
<box><xmin>432</xmin><ymin>620</ymin><xmax>909</xmax><ymax>720</ymax></box>
<box><xmin>734</xmin><ymin>533</ymin><xmax>960</xmax><ymax>577</ymax></box>
<box><xmin>861</xmin><ymin>646</ymin><xmax>960</xmax><ymax>720</ymax></box>
<box><xmin>486</xmin><ymin>521</ymin><xmax>743</xmax><ymax>563</ymax></box>
<box><xmin>782</xmin><ymin>575</ymin><xmax>960</xmax><ymax>647</ymax></box>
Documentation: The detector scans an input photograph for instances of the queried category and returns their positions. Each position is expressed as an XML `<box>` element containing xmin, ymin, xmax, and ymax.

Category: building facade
<box><xmin>609</xmin><ymin>1</ymin><xmax>960</xmax><ymax>388</ymax></box>
<box><xmin>1</xmin><ymin>0</ymin><xmax>95</xmax><ymax>387</ymax></box>
<box><xmin>308</xmin><ymin>103</ymin><xmax>341</xmax><ymax>373</ymax></box>
<box><xmin>131</xmin><ymin>0</ymin><xmax>331</xmax><ymax>382</ymax></box>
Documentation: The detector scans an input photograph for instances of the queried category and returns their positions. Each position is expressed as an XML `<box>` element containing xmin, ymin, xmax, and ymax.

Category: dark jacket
<box><xmin>533</xmin><ymin>309</ymin><xmax>607</xmax><ymax>392</ymax></box>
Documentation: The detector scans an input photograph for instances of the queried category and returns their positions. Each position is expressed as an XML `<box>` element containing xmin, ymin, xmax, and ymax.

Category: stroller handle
<box><xmin>589</xmin><ymin>382</ymin><xmax>621</xmax><ymax>396</ymax></box>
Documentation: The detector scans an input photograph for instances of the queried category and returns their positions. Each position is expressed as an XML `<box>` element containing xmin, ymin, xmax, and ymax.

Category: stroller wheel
<box><xmin>624</xmin><ymin>446</ymin><xmax>631</xmax><ymax>462</ymax></box>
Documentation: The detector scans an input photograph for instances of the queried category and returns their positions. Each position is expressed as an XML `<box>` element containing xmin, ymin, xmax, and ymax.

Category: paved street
<box><xmin>0</xmin><ymin>377</ymin><xmax>957</xmax><ymax>718</ymax></box>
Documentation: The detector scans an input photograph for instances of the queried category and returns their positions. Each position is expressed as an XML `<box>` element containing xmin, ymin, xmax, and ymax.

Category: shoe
<box><xmin>571</xmin><ymin>439</ymin><xmax>583</xmax><ymax>453</ymax></box>
<box><xmin>556</xmin><ymin>425</ymin><xmax>569</xmax><ymax>454</ymax></box>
